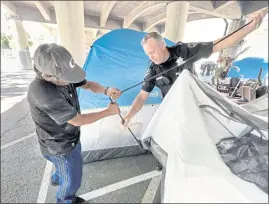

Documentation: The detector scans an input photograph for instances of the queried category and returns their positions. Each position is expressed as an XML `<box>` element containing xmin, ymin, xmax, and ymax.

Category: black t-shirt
<box><xmin>142</xmin><ymin>41</ymin><xmax>214</xmax><ymax>97</ymax></box>
<box><xmin>27</xmin><ymin>77</ymin><xmax>87</xmax><ymax>156</ymax></box>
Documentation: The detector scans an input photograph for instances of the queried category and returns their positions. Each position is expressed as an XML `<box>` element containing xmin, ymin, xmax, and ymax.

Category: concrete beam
<box><xmin>34</xmin><ymin>1</ymin><xmax>51</xmax><ymax>21</ymax></box>
<box><xmin>143</xmin><ymin>13</ymin><xmax>166</xmax><ymax>32</ymax></box>
<box><xmin>240</xmin><ymin>1</ymin><xmax>268</xmax><ymax>16</ymax></box>
<box><xmin>145</xmin><ymin>26</ymin><xmax>160</xmax><ymax>33</ymax></box>
<box><xmin>213</xmin><ymin>1</ymin><xmax>237</xmax><ymax>12</ymax></box>
<box><xmin>187</xmin><ymin>13</ymin><xmax>215</xmax><ymax>22</ymax></box>
<box><xmin>189</xmin><ymin>4</ymin><xmax>241</xmax><ymax>19</ymax></box>
<box><xmin>92</xmin><ymin>29</ymin><xmax>99</xmax><ymax>39</ymax></box>
<box><xmin>123</xmin><ymin>1</ymin><xmax>166</xmax><ymax>28</ymax></box>
<box><xmin>85</xmin><ymin>29</ymin><xmax>98</xmax><ymax>46</ymax></box>
<box><xmin>143</xmin><ymin>11</ymin><xmax>198</xmax><ymax>32</ymax></box>
<box><xmin>1</xmin><ymin>1</ymin><xmax>17</xmax><ymax>16</ymax></box>
<box><xmin>95</xmin><ymin>33</ymin><xmax>103</xmax><ymax>40</ymax></box>
<box><xmin>189</xmin><ymin>1</ymin><xmax>215</xmax><ymax>11</ymax></box>
<box><xmin>100</xmin><ymin>1</ymin><xmax>117</xmax><ymax>26</ymax></box>
<box><xmin>16</xmin><ymin>5</ymin><xmax>143</xmax><ymax>31</ymax></box>
<box><xmin>158</xmin><ymin>13</ymin><xmax>218</xmax><ymax>35</ymax></box>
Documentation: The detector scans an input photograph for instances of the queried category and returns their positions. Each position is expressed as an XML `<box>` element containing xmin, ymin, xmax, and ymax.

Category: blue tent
<box><xmin>78</xmin><ymin>29</ymin><xmax>175</xmax><ymax>111</ymax></box>
<box><xmin>228</xmin><ymin>57</ymin><xmax>268</xmax><ymax>80</ymax></box>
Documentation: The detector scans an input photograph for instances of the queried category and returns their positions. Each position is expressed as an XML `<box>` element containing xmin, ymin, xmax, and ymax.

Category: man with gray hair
<box><xmin>122</xmin><ymin>10</ymin><xmax>266</xmax><ymax>126</ymax></box>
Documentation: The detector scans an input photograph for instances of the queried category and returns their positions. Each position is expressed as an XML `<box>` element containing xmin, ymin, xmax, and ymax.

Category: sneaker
<box><xmin>72</xmin><ymin>196</ymin><xmax>88</xmax><ymax>204</ymax></box>
<box><xmin>50</xmin><ymin>174</ymin><xmax>60</xmax><ymax>186</ymax></box>
<box><xmin>156</xmin><ymin>161</ymin><xmax>163</xmax><ymax>171</ymax></box>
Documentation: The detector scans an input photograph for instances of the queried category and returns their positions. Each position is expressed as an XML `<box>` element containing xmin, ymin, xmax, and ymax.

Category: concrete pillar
<box><xmin>221</xmin><ymin>19</ymin><xmax>246</xmax><ymax>58</ymax></box>
<box><xmin>85</xmin><ymin>30</ymin><xmax>94</xmax><ymax>54</ymax></box>
<box><xmin>42</xmin><ymin>24</ymin><xmax>58</xmax><ymax>43</ymax></box>
<box><xmin>49</xmin><ymin>27</ymin><xmax>58</xmax><ymax>44</ymax></box>
<box><xmin>10</xmin><ymin>15</ymin><xmax>32</xmax><ymax>70</ymax></box>
<box><xmin>54</xmin><ymin>1</ymin><xmax>86</xmax><ymax>67</ymax></box>
<box><xmin>164</xmin><ymin>1</ymin><xmax>189</xmax><ymax>42</ymax></box>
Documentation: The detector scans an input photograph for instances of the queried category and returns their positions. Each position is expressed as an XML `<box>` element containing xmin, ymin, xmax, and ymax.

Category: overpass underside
<box><xmin>1</xmin><ymin>1</ymin><xmax>268</xmax><ymax>69</ymax></box>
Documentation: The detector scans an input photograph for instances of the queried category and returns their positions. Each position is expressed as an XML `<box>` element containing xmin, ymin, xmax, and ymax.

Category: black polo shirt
<box><xmin>142</xmin><ymin>41</ymin><xmax>214</xmax><ymax>97</ymax></box>
<box><xmin>27</xmin><ymin>77</ymin><xmax>87</xmax><ymax>156</ymax></box>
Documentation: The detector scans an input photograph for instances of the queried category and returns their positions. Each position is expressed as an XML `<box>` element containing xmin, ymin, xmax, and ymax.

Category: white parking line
<box><xmin>37</xmin><ymin>161</ymin><xmax>53</xmax><ymax>203</ymax></box>
<box><xmin>79</xmin><ymin>170</ymin><xmax>162</xmax><ymax>201</ymax></box>
<box><xmin>142</xmin><ymin>174</ymin><xmax>162</xmax><ymax>203</ymax></box>
<box><xmin>1</xmin><ymin>132</ymin><xmax>36</xmax><ymax>150</ymax></box>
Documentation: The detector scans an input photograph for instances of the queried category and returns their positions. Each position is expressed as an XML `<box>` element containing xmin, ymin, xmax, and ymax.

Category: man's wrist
<box><xmin>104</xmin><ymin>87</ymin><xmax>109</xmax><ymax>95</ymax></box>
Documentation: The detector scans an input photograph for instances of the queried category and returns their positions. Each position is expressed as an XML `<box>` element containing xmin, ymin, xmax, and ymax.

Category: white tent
<box><xmin>140</xmin><ymin>70</ymin><xmax>268</xmax><ymax>203</ymax></box>
<box><xmin>80</xmin><ymin>69</ymin><xmax>268</xmax><ymax>202</ymax></box>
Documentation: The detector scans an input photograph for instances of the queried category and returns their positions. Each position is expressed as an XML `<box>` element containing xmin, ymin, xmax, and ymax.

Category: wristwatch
<box><xmin>104</xmin><ymin>87</ymin><xmax>109</xmax><ymax>95</ymax></box>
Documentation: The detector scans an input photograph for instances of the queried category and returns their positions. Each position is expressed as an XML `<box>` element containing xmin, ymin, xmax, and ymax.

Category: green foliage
<box><xmin>26</xmin><ymin>32</ymin><xmax>33</xmax><ymax>47</ymax></box>
<box><xmin>1</xmin><ymin>33</ymin><xmax>12</xmax><ymax>49</ymax></box>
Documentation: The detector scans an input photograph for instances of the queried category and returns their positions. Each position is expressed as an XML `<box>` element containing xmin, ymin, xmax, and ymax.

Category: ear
<box><xmin>160</xmin><ymin>42</ymin><xmax>166</xmax><ymax>50</ymax></box>
<box><xmin>41</xmin><ymin>73</ymin><xmax>53</xmax><ymax>81</ymax></box>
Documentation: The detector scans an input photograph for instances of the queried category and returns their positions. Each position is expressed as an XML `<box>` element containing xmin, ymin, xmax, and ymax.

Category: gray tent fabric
<box><xmin>217</xmin><ymin>133</ymin><xmax>268</xmax><ymax>194</ymax></box>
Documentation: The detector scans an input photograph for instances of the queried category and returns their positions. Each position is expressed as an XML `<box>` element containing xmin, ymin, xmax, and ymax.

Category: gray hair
<box><xmin>141</xmin><ymin>32</ymin><xmax>166</xmax><ymax>46</ymax></box>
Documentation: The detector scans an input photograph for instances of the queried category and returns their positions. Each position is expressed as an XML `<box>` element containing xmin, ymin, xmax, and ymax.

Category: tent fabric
<box><xmin>242</xmin><ymin>93</ymin><xmax>268</xmax><ymax>117</ymax></box>
<box><xmin>78</xmin><ymin>28</ymin><xmax>175</xmax><ymax>110</ymax></box>
<box><xmin>141</xmin><ymin>70</ymin><xmax>268</xmax><ymax>203</ymax></box>
<box><xmin>217</xmin><ymin>134</ymin><xmax>268</xmax><ymax>194</ymax></box>
<box><xmin>228</xmin><ymin>57</ymin><xmax>268</xmax><ymax>79</ymax></box>
<box><xmin>79</xmin><ymin>29</ymin><xmax>174</xmax><ymax>163</ymax></box>
<box><xmin>80</xmin><ymin>105</ymin><xmax>158</xmax><ymax>163</ymax></box>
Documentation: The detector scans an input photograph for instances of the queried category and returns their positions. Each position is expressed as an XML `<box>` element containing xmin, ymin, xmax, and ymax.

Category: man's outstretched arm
<box><xmin>68</xmin><ymin>102</ymin><xmax>120</xmax><ymax>126</ymax></box>
<box><xmin>212</xmin><ymin>9</ymin><xmax>267</xmax><ymax>53</ymax></box>
<box><xmin>81</xmin><ymin>81</ymin><xmax>122</xmax><ymax>100</ymax></box>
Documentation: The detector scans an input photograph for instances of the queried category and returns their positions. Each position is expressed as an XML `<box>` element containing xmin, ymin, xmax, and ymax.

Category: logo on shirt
<box><xmin>187</xmin><ymin>42</ymin><xmax>198</xmax><ymax>48</ymax></box>
<box><xmin>176</xmin><ymin>57</ymin><xmax>184</xmax><ymax>66</ymax></box>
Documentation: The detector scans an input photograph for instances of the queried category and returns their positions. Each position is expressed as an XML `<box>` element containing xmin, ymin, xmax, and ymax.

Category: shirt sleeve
<box><xmin>38</xmin><ymin>97</ymin><xmax>78</xmax><ymax>125</ymax></box>
<box><xmin>174</xmin><ymin>41</ymin><xmax>214</xmax><ymax>61</ymax></box>
<box><xmin>141</xmin><ymin>67</ymin><xmax>156</xmax><ymax>93</ymax></box>
<box><xmin>73</xmin><ymin>79</ymin><xmax>87</xmax><ymax>88</ymax></box>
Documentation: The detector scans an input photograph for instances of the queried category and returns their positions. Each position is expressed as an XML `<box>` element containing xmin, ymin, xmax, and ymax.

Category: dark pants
<box><xmin>44</xmin><ymin>143</ymin><xmax>83</xmax><ymax>203</ymax></box>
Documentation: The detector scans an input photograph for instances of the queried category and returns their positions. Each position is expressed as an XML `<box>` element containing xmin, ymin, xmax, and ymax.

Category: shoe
<box><xmin>156</xmin><ymin>161</ymin><xmax>163</xmax><ymax>171</ymax></box>
<box><xmin>49</xmin><ymin>174</ymin><xmax>60</xmax><ymax>186</ymax></box>
<box><xmin>72</xmin><ymin>196</ymin><xmax>88</xmax><ymax>204</ymax></box>
<box><xmin>50</xmin><ymin>178</ymin><xmax>59</xmax><ymax>186</ymax></box>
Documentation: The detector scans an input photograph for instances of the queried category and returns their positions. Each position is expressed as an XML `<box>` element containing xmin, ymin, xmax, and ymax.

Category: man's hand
<box><xmin>106</xmin><ymin>87</ymin><xmax>122</xmax><ymax>100</ymax></box>
<box><xmin>247</xmin><ymin>9</ymin><xmax>267</xmax><ymax>31</ymax></box>
<box><xmin>121</xmin><ymin>116</ymin><xmax>131</xmax><ymax>127</ymax></box>
<box><xmin>106</xmin><ymin>102</ymin><xmax>120</xmax><ymax>115</ymax></box>
<box><xmin>212</xmin><ymin>8</ymin><xmax>267</xmax><ymax>54</ymax></box>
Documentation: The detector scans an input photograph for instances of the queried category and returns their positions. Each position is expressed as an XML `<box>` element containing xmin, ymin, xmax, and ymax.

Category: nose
<box><xmin>149</xmin><ymin>54</ymin><xmax>154</xmax><ymax>61</ymax></box>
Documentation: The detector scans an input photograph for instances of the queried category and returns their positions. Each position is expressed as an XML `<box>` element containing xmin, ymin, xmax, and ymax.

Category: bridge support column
<box><xmin>54</xmin><ymin>1</ymin><xmax>86</xmax><ymax>67</ymax></box>
<box><xmin>164</xmin><ymin>1</ymin><xmax>189</xmax><ymax>42</ymax></box>
<box><xmin>10</xmin><ymin>15</ymin><xmax>32</xmax><ymax>70</ymax></box>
